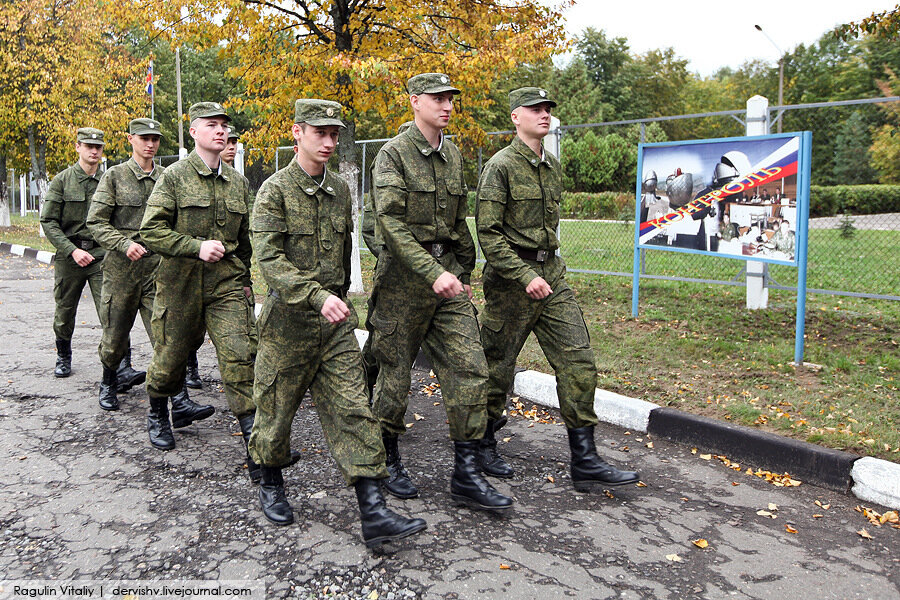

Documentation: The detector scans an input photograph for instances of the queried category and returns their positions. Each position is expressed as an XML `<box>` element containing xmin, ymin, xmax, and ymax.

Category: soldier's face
<box><xmin>512</xmin><ymin>103</ymin><xmax>552</xmax><ymax>138</ymax></box>
<box><xmin>221</xmin><ymin>139</ymin><xmax>238</xmax><ymax>163</ymax></box>
<box><xmin>293</xmin><ymin>124</ymin><xmax>339</xmax><ymax>166</ymax></box>
<box><xmin>411</xmin><ymin>92</ymin><xmax>454</xmax><ymax>129</ymax></box>
<box><xmin>128</xmin><ymin>133</ymin><xmax>161</xmax><ymax>161</ymax></box>
<box><xmin>189</xmin><ymin>117</ymin><xmax>229</xmax><ymax>153</ymax></box>
<box><xmin>75</xmin><ymin>142</ymin><xmax>103</xmax><ymax>166</ymax></box>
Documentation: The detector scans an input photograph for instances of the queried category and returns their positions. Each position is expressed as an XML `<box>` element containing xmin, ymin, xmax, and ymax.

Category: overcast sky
<box><xmin>562</xmin><ymin>1</ymin><xmax>897</xmax><ymax>76</ymax></box>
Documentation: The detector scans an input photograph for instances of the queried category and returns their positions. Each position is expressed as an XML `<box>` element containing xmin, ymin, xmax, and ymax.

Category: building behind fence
<box><xmin>7</xmin><ymin>97</ymin><xmax>899</xmax><ymax>300</ymax></box>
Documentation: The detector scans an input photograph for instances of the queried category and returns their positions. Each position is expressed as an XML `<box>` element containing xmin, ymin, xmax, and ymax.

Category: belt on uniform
<box><xmin>512</xmin><ymin>245</ymin><xmax>550</xmax><ymax>262</ymax></box>
<box><xmin>71</xmin><ymin>239</ymin><xmax>96</xmax><ymax>250</ymax></box>
<box><xmin>421</xmin><ymin>242</ymin><xmax>449</xmax><ymax>258</ymax></box>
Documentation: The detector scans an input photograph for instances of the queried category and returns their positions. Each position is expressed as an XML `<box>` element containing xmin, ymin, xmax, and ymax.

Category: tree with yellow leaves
<box><xmin>0</xmin><ymin>0</ymin><xmax>146</xmax><ymax>215</ymax></box>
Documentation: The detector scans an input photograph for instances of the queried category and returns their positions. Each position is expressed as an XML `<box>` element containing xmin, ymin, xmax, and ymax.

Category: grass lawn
<box><xmin>5</xmin><ymin>213</ymin><xmax>898</xmax><ymax>461</ymax></box>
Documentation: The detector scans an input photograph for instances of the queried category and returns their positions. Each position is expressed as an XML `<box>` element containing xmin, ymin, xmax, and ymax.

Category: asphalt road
<box><xmin>0</xmin><ymin>252</ymin><xmax>898</xmax><ymax>599</ymax></box>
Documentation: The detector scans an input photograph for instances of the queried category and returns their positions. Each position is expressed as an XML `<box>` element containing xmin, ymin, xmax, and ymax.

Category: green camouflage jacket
<box><xmin>476</xmin><ymin>136</ymin><xmax>562</xmax><ymax>287</ymax></box>
<box><xmin>372</xmin><ymin>124</ymin><xmax>474</xmax><ymax>285</ymax></box>
<box><xmin>40</xmin><ymin>163</ymin><xmax>103</xmax><ymax>256</ymax></box>
<box><xmin>87</xmin><ymin>158</ymin><xmax>164</xmax><ymax>254</ymax></box>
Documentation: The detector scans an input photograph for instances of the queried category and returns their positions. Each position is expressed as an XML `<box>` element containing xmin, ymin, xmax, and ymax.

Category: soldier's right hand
<box><xmin>432</xmin><ymin>271</ymin><xmax>463</xmax><ymax>298</ymax></box>
<box><xmin>525</xmin><ymin>276</ymin><xmax>553</xmax><ymax>300</ymax></box>
<box><xmin>71</xmin><ymin>248</ymin><xmax>95</xmax><ymax>267</ymax></box>
<box><xmin>199</xmin><ymin>240</ymin><xmax>226</xmax><ymax>263</ymax></box>
<box><xmin>126</xmin><ymin>242</ymin><xmax>147</xmax><ymax>261</ymax></box>
<box><xmin>321</xmin><ymin>294</ymin><xmax>351</xmax><ymax>324</ymax></box>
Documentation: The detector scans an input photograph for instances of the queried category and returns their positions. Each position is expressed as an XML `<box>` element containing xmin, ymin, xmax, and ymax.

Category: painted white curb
<box><xmin>512</xmin><ymin>369</ymin><xmax>658</xmax><ymax>433</ymax></box>
<box><xmin>851</xmin><ymin>457</ymin><xmax>900</xmax><ymax>510</ymax></box>
<box><xmin>10</xmin><ymin>244</ymin><xmax>25</xmax><ymax>256</ymax></box>
<box><xmin>36</xmin><ymin>250</ymin><xmax>53</xmax><ymax>264</ymax></box>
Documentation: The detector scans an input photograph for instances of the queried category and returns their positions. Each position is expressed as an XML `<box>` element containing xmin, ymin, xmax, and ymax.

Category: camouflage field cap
<box><xmin>294</xmin><ymin>99</ymin><xmax>345</xmax><ymax>127</ymax></box>
<box><xmin>188</xmin><ymin>102</ymin><xmax>231</xmax><ymax>122</ymax></box>
<box><xmin>407</xmin><ymin>73</ymin><xmax>460</xmax><ymax>96</ymax></box>
<box><xmin>129</xmin><ymin>118</ymin><xmax>163</xmax><ymax>137</ymax></box>
<box><xmin>226</xmin><ymin>127</ymin><xmax>239</xmax><ymax>141</ymax></box>
<box><xmin>76</xmin><ymin>127</ymin><xmax>105</xmax><ymax>146</ymax></box>
<box><xmin>509</xmin><ymin>87</ymin><xmax>557</xmax><ymax>112</ymax></box>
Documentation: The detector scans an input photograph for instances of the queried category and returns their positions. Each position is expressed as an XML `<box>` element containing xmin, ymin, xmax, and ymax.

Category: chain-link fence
<box><xmin>351</xmin><ymin>97</ymin><xmax>899</xmax><ymax>300</ymax></box>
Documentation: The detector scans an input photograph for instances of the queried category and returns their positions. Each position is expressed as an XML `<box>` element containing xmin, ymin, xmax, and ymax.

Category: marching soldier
<box><xmin>86</xmin><ymin>118</ymin><xmax>213</xmax><ymax>425</ymax></box>
<box><xmin>475</xmin><ymin>87</ymin><xmax>639</xmax><ymax>491</ymax></box>
<box><xmin>220</xmin><ymin>127</ymin><xmax>239</xmax><ymax>168</ymax></box>
<box><xmin>40</xmin><ymin>127</ymin><xmax>143</xmax><ymax>388</ymax></box>
<box><xmin>139</xmin><ymin>102</ymin><xmax>256</xmax><ymax>462</ymax></box>
<box><xmin>369</xmin><ymin>73</ymin><xmax>512</xmax><ymax>512</ymax></box>
<box><xmin>248</xmin><ymin>99</ymin><xmax>426</xmax><ymax>548</ymax></box>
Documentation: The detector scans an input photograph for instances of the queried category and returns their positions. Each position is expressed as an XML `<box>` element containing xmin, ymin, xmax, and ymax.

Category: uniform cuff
<box><xmin>311</xmin><ymin>289</ymin><xmax>332</xmax><ymax>312</ymax></box>
<box><xmin>518</xmin><ymin>269</ymin><xmax>541</xmax><ymax>289</ymax></box>
<box><xmin>118</xmin><ymin>239</ymin><xmax>134</xmax><ymax>255</ymax></box>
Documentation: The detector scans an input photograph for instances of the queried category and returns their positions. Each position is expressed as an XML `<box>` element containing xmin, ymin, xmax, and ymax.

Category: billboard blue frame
<box><xmin>631</xmin><ymin>132</ymin><xmax>813</xmax><ymax>363</ymax></box>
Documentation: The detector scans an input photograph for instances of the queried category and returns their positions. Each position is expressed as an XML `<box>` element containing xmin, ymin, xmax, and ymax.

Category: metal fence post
<box><xmin>360</xmin><ymin>142</ymin><xmax>367</xmax><ymax>203</ymax></box>
<box><xmin>745</xmin><ymin>95</ymin><xmax>769</xmax><ymax>310</ymax></box>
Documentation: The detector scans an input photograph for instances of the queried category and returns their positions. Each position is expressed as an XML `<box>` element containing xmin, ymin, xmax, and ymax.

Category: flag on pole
<box><xmin>146</xmin><ymin>61</ymin><xmax>153</xmax><ymax>96</ymax></box>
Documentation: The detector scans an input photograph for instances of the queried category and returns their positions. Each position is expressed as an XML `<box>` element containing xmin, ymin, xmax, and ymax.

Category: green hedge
<box><xmin>466</xmin><ymin>190</ymin><xmax>633</xmax><ymax>220</ymax></box>
<box><xmin>810</xmin><ymin>185</ymin><xmax>900</xmax><ymax>217</ymax></box>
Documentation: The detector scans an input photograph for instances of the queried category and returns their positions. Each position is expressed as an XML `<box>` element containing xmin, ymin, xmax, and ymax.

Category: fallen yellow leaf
<box><xmin>756</xmin><ymin>510</ymin><xmax>777</xmax><ymax>519</ymax></box>
<box><xmin>646</xmin><ymin>442</ymin><xmax>654</xmax><ymax>449</ymax></box>
<box><xmin>367</xmin><ymin>590</ymin><xmax>379</xmax><ymax>600</ymax></box>
<box><xmin>604</xmin><ymin>490</ymin><xmax>615</xmax><ymax>499</ymax></box>
<box><xmin>414</xmin><ymin>413</ymin><xmax>425</xmax><ymax>421</ymax></box>
<box><xmin>691</xmin><ymin>448</ymin><xmax>697</xmax><ymax>454</ymax></box>
<box><xmin>731</xmin><ymin>482</ymin><xmax>741</xmax><ymax>486</ymax></box>
<box><xmin>785</xmin><ymin>524</ymin><xmax>798</xmax><ymax>534</ymax></box>
<box><xmin>857</xmin><ymin>528</ymin><xmax>873</xmax><ymax>540</ymax></box>
<box><xmin>405</xmin><ymin>423</ymin><xmax>414</xmax><ymax>428</ymax></box>
<box><xmin>502</xmin><ymin>437</ymin><xmax>511</xmax><ymax>443</ymax></box>
<box><xmin>636</xmin><ymin>481</ymin><xmax>647</xmax><ymax>487</ymax></box>
<box><xmin>665</xmin><ymin>553</ymin><xmax>683</xmax><ymax>562</ymax></box>
<box><xmin>547</xmin><ymin>475</ymin><xmax>555</xmax><ymax>483</ymax></box>
<box><xmin>691</xmin><ymin>539</ymin><xmax>709</xmax><ymax>549</ymax></box>
<box><xmin>699</xmin><ymin>454</ymin><xmax>712</xmax><ymax>460</ymax></box>
<box><xmin>499</xmin><ymin>564</ymin><xmax>510</xmax><ymax>570</ymax></box>
<box><xmin>812</xmin><ymin>514</ymin><xmax>824</xmax><ymax>518</ymax></box>
<box><xmin>768</xmin><ymin>503</ymin><xmax>778</xmax><ymax>511</ymax></box>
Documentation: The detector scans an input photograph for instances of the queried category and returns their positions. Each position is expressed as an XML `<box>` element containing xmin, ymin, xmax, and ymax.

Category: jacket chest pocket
<box><xmin>113</xmin><ymin>188</ymin><xmax>145</xmax><ymax>230</ymax></box>
<box><xmin>508</xmin><ymin>182</ymin><xmax>544</xmax><ymax>229</ymax></box>
<box><xmin>220</xmin><ymin>195</ymin><xmax>247</xmax><ymax>241</ymax></box>
<box><xmin>406</xmin><ymin>179</ymin><xmax>436</xmax><ymax>225</ymax></box>
<box><xmin>175</xmin><ymin>195</ymin><xmax>212</xmax><ymax>238</ymax></box>
<box><xmin>284</xmin><ymin>201</ymin><xmax>316</xmax><ymax>270</ymax></box>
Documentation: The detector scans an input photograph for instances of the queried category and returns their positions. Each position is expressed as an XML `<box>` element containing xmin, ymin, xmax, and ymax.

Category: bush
<box><xmin>810</xmin><ymin>185</ymin><xmax>900</xmax><ymax>217</ymax></box>
<box><xmin>468</xmin><ymin>190</ymin><xmax>633</xmax><ymax>220</ymax></box>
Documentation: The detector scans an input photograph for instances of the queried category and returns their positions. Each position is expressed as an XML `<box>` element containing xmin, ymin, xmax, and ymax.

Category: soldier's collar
<box><xmin>73</xmin><ymin>162</ymin><xmax>101</xmax><ymax>181</ymax></box>
<box><xmin>408</xmin><ymin>124</ymin><xmax>447</xmax><ymax>160</ymax></box>
<box><xmin>127</xmin><ymin>157</ymin><xmax>158</xmax><ymax>181</ymax></box>
<box><xmin>512</xmin><ymin>136</ymin><xmax>547</xmax><ymax>167</ymax></box>
<box><xmin>188</xmin><ymin>151</ymin><xmax>228</xmax><ymax>180</ymax></box>
<box><xmin>288</xmin><ymin>158</ymin><xmax>336</xmax><ymax>196</ymax></box>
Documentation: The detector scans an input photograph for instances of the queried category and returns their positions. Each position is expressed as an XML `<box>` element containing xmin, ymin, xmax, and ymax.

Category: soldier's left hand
<box><xmin>243</xmin><ymin>286</ymin><xmax>253</xmax><ymax>299</ymax></box>
<box><xmin>321</xmin><ymin>294</ymin><xmax>351</xmax><ymax>324</ymax></box>
<box><xmin>464</xmin><ymin>284</ymin><xmax>473</xmax><ymax>300</ymax></box>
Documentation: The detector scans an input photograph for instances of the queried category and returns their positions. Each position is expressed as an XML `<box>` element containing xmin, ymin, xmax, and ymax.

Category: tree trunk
<box><xmin>0</xmin><ymin>154</ymin><xmax>10</xmax><ymax>227</ymax></box>
<box><xmin>339</xmin><ymin>120</ymin><xmax>363</xmax><ymax>293</ymax></box>
<box><xmin>28</xmin><ymin>124</ymin><xmax>48</xmax><ymax>237</ymax></box>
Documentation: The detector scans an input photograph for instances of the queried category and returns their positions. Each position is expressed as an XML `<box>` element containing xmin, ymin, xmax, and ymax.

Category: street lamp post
<box><xmin>754</xmin><ymin>24</ymin><xmax>784</xmax><ymax>133</ymax></box>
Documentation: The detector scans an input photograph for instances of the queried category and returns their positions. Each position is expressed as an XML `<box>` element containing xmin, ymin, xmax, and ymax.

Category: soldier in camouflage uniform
<box><xmin>370</xmin><ymin>73</ymin><xmax>512</xmax><ymax>512</ymax></box>
<box><xmin>40</xmin><ymin>128</ymin><xmax>144</xmax><ymax>388</ymax></box>
<box><xmin>476</xmin><ymin>87</ymin><xmax>639</xmax><ymax>491</ymax></box>
<box><xmin>247</xmin><ymin>99</ymin><xmax>426</xmax><ymax>547</ymax></box>
<box><xmin>87</xmin><ymin>118</ymin><xmax>213</xmax><ymax>425</ymax></box>
<box><xmin>139</xmin><ymin>102</ymin><xmax>256</xmax><ymax>458</ymax></box>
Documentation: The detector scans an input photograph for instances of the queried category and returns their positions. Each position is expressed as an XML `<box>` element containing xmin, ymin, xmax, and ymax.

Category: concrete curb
<box><xmin>3</xmin><ymin>239</ymin><xmax>899</xmax><ymax>509</ymax></box>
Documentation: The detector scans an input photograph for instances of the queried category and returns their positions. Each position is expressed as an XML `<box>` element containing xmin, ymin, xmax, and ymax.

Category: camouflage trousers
<box><xmin>53</xmin><ymin>247</ymin><xmax>105</xmax><ymax>341</ymax></box>
<box><xmin>146</xmin><ymin>256</ymin><xmax>256</xmax><ymax>416</ymax></box>
<box><xmin>249</xmin><ymin>295</ymin><xmax>387</xmax><ymax>484</ymax></box>
<box><xmin>98</xmin><ymin>250</ymin><xmax>159</xmax><ymax>370</ymax></box>
<box><xmin>480</xmin><ymin>258</ymin><xmax>598</xmax><ymax>429</ymax></box>
<box><xmin>370</xmin><ymin>253</ymin><xmax>488</xmax><ymax>441</ymax></box>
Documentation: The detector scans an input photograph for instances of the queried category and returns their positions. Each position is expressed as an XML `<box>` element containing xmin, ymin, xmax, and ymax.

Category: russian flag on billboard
<box><xmin>639</xmin><ymin>137</ymin><xmax>800</xmax><ymax>244</ymax></box>
<box><xmin>146</xmin><ymin>61</ymin><xmax>153</xmax><ymax>96</ymax></box>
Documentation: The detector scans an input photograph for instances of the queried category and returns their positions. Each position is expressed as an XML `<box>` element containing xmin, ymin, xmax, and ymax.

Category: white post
<box><xmin>235</xmin><ymin>142</ymin><xmax>245</xmax><ymax>176</ymax></box>
<box><xmin>179</xmin><ymin>147</ymin><xmax>188</xmax><ymax>160</ymax></box>
<box><xmin>546</xmin><ymin>116</ymin><xmax>562</xmax><ymax>254</ymax></box>
<box><xmin>745</xmin><ymin>95</ymin><xmax>769</xmax><ymax>310</ymax></box>
<box><xmin>19</xmin><ymin>174</ymin><xmax>26</xmax><ymax>217</ymax></box>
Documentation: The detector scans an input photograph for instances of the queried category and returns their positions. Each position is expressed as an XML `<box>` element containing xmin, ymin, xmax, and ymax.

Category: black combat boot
<box><xmin>185</xmin><ymin>350</ymin><xmax>202</xmax><ymax>389</ymax></box>
<box><xmin>54</xmin><ymin>339</ymin><xmax>72</xmax><ymax>378</ymax></box>
<box><xmin>116</xmin><ymin>348</ymin><xmax>146</xmax><ymax>393</ymax></box>
<box><xmin>355</xmin><ymin>477</ymin><xmax>427</xmax><ymax>548</ymax></box>
<box><xmin>147</xmin><ymin>396</ymin><xmax>176</xmax><ymax>450</ymax></box>
<box><xmin>258</xmin><ymin>466</ymin><xmax>293</xmax><ymax>526</ymax></box>
<box><xmin>382</xmin><ymin>434</ymin><xmax>418</xmax><ymax>499</ymax></box>
<box><xmin>568</xmin><ymin>425</ymin><xmax>639</xmax><ymax>491</ymax></box>
<box><xmin>479</xmin><ymin>419</ymin><xmax>514</xmax><ymax>478</ymax></box>
<box><xmin>98</xmin><ymin>366</ymin><xmax>119</xmax><ymax>411</ymax></box>
<box><xmin>450</xmin><ymin>441</ymin><xmax>514</xmax><ymax>512</ymax></box>
<box><xmin>238</xmin><ymin>412</ymin><xmax>302</xmax><ymax>483</ymax></box>
<box><xmin>170</xmin><ymin>384</ymin><xmax>215</xmax><ymax>428</ymax></box>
